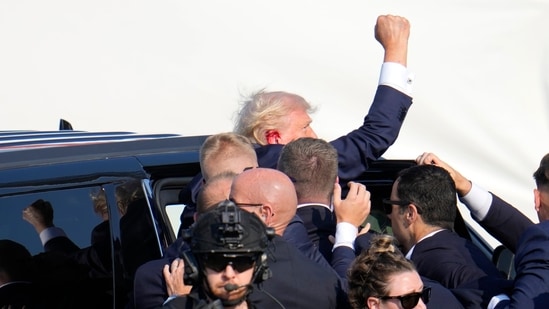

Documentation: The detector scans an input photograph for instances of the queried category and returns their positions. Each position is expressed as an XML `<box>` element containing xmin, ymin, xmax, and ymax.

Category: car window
<box><xmin>0</xmin><ymin>178</ymin><xmax>162</xmax><ymax>308</ymax></box>
<box><xmin>0</xmin><ymin>186</ymin><xmax>104</xmax><ymax>255</ymax></box>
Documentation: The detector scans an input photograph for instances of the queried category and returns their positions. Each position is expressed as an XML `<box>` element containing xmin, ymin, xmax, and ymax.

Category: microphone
<box><xmin>224</xmin><ymin>283</ymin><xmax>249</xmax><ymax>292</ymax></box>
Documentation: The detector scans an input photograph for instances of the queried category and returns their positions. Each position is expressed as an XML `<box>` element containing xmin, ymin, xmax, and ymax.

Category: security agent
<box><xmin>159</xmin><ymin>200</ymin><xmax>275</xmax><ymax>309</ymax></box>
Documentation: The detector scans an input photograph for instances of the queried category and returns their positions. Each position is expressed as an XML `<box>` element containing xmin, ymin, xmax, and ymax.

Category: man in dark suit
<box><xmin>179</xmin><ymin>15</ymin><xmax>414</xmax><ymax>233</ymax></box>
<box><xmin>276</xmin><ymin>137</ymin><xmax>370</xmax><ymax>263</ymax></box>
<box><xmin>417</xmin><ymin>152</ymin><xmax>549</xmax><ymax>309</ymax></box>
<box><xmin>233</xmin><ymin>15</ymin><xmax>412</xmax><ymax>182</ymax></box>
<box><xmin>0</xmin><ymin>239</ymin><xmax>37</xmax><ymax>308</ymax></box>
<box><xmin>141</xmin><ymin>168</ymin><xmax>350</xmax><ymax>309</ymax></box>
<box><xmin>228</xmin><ymin>167</ymin><xmax>350</xmax><ymax>308</ymax></box>
<box><xmin>386</xmin><ymin>164</ymin><xmax>512</xmax><ymax>309</ymax></box>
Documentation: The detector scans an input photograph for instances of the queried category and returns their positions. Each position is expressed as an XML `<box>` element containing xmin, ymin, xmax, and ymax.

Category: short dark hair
<box><xmin>277</xmin><ymin>137</ymin><xmax>337</xmax><ymax>201</ymax></box>
<box><xmin>396</xmin><ymin>165</ymin><xmax>456</xmax><ymax>230</ymax></box>
<box><xmin>533</xmin><ymin>153</ymin><xmax>549</xmax><ymax>191</ymax></box>
<box><xmin>0</xmin><ymin>239</ymin><xmax>33</xmax><ymax>281</ymax></box>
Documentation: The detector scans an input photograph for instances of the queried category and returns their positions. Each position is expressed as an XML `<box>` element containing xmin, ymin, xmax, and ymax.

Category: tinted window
<box><xmin>0</xmin><ymin>186</ymin><xmax>105</xmax><ymax>255</ymax></box>
<box><xmin>0</xmin><ymin>179</ymin><xmax>162</xmax><ymax>308</ymax></box>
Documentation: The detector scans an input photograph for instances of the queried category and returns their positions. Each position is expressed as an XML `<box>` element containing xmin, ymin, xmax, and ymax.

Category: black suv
<box><xmin>0</xmin><ymin>129</ymin><xmax>499</xmax><ymax>308</ymax></box>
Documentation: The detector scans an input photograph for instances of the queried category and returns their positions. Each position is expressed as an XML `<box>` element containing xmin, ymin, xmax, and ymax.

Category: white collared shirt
<box><xmin>405</xmin><ymin>229</ymin><xmax>445</xmax><ymax>259</ymax></box>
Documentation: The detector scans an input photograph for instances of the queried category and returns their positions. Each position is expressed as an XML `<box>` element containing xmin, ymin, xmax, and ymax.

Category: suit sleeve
<box><xmin>505</xmin><ymin>223</ymin><xmax>549</xmax><ymax>309</ymax></box>
<box><xmin>133</xmin><ymin>258</ymin><xmax>172</xmax><ymax>309</ymax></box>
<box><xmin>330</xmin><ymin>85</ymin><xmax>412</xmax><ymax>180</ymax></box>
<box><xmin>478</xmin><ymin>194</ymin><xmax>534</xmax><ymax>253</ymax></box>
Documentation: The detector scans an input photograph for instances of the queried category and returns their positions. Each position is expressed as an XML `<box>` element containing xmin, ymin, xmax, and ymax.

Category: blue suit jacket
<box><xmin>476</xmin><ymin>193</ymin><xmax>534</xmax><ymax>253</ymax></box>
<box><xmin>493</xmin><ymin>221</ymin><xmax>549</xmax><ymax>309</ymax></box>
<box><xmin>258</xmin><ymin>85</ymin><xmax>412</xmax><ymax>181</ymax></box>
<box><xmin>476</xmin><ymin>193</ymin><xmax>547</xmax><ymax>309</ymax></box>
<box><xmin>178</xmin><ymin>84</ymin><xmax>412</xmax><ymax>233</ymax></box>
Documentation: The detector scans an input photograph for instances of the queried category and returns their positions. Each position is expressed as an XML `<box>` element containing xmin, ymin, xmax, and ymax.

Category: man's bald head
<box><xmin>230</xmin><ymin>167</ymin><xmax>297</xmax><ymax>235</ymax></box>
<box><xmin>196</xmin><ymin>172</ymin><xmax>237</xmax><ymax>215</ymax></box>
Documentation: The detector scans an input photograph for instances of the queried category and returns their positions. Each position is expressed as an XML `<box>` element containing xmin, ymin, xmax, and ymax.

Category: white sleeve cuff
<box><xmin>39</xmin><ymin>227</ymin><xmax>67</xmax><ymax>246</ymax></box>
<box><xmin>459</xmin><ymin>182</ymin><xmax>493</xmax><ymax>221</ymax></box>
<box><xmin>379</xmin><ymin>62</ymin><xmax>414</xmax><ymax>96</ymax></box>
<box><xmin>163</xmin><ymin>295</ymin><xmax>178</xmax><ymax>306</ymax></box>
<box><xmin>332</xmin><ymin>222</ymin><xmax>358</xmax><ymax>251</ymax></box>
<box><xmin>488</xmin><ymin>294</ymin><xmax>510</xmax><ymax>309</ymax></box>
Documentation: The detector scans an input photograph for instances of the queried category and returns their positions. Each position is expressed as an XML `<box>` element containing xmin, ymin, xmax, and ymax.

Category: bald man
<box><xmin>229</xmin><ymin>168</ymin><xmax>350</xmax><ymax>309</ymax></box>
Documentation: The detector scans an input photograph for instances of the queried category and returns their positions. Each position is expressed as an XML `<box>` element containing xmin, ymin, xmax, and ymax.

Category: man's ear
<box><xmin>408</xmin><ymin>204</ymin><xmax>420</xmax><ymax>220</ymax></box>
<box><xmin>261</xmin><ymin>205</ymin><xmax>274</xmax><ymax>223</ymax></box>
<box><xmin>534</xmin><ymin>188</ymin><xmax>541</xmax><ymax>212</ymax></box>
<box><xmin>265</xmin><ymin>130</ymin><xmax>281</xmax><ymax>144</ymax></box>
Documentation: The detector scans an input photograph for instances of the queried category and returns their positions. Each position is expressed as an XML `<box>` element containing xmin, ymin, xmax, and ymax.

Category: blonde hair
<box><xmin>200</xmin><ymin>132</ymin><xmax>257</xmax><ymax>180</ymax></box>
<box><xmin>234</xmin><ymin>90</ymin><xmax>315</xmax><ymax>145</ymax></box>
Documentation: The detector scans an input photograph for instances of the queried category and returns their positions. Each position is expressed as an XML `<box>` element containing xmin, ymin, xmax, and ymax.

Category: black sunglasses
<box><xmin>229</xmin><ymin>198</ymin><xmax>263</xmax><ymax>209</ymax></box>
<box><xmin>382</xmin><ymin>198</ymin><xmax>411</xmax><ymax>215</ymax></box>
<box><xmin>379</xmin><ymin>287</ymin><xmax>431</xmax><ymax>309</ymax></box>
<box><xmin>202</xmin><ymin>254</ymin><xmax>257</xmax><ymax>273</ymax></box>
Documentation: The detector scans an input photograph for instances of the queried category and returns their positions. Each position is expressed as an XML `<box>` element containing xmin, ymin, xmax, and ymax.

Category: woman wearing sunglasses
<box><xmin>347</xmin><ymin>235</ymin><xmax>430</xmax><ymax>309</ymax></box>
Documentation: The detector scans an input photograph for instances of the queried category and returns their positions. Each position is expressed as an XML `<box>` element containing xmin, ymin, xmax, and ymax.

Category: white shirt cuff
<box><xmin>163</xmin><ymin>295</ymin><xmax>178</xmax><ymax>306</ymax></box>
<box><xmin>488</xmin><ymin>294</ymin><xmax>510</xmax><ymax>309</ymax></box>
<box><xmin>39</xmin><ymin>227</ymin><xmax>67</xmax><ymax>246</ymax></box>
<box><xmin>332</xmin><ymin>222</ymin><xmax>358</xmax><ymax>251</ymax></box>
<box><xmin>459</xmin><ymin>182</ymin><xmax>493</xmax><ymax>221</ymax></box>
<box><xmin>379</xmin><ymin>62</ymin><xmax>414</xmax><ymax>96</ymax></box>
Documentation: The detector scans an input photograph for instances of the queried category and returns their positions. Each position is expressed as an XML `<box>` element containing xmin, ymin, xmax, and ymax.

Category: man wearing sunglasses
<box><xmin>159</xmin><ymin>201</ymin><xmax>274</xmax><ymax>309</ymax></box>
<box><xmin>385</xmin><ymin>164</ymin><xmax>512</xmax><ymax>309</ymax></box>
<box><xmin>416</xmin><ymin>152</ymin><xmax>549</xmax><ymax>309</ymax></box>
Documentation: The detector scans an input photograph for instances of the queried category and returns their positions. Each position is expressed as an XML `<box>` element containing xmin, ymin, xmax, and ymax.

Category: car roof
<box><xmin>0</xmin><ymin>130</ymin><xmax>209</xmax><ymax>170</ymax></box>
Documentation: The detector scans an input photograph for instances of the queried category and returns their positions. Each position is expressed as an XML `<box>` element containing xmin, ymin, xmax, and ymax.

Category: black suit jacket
<box><xmin>283</xmin><ymin>214</ymin><xmax>333</xmax><ymax>270</ymax></box>
<box><xmin>249</xmin><ymin>235</ymin><xmax>349</xmax><ymax>309</ymax></box>
<box><xmin>296</xmin><ymin>205</ymin><xmax>336</xmax><ymax>262</ymax></box>
<box><xmin>411</xmin><ymin>230</ymin><xmax>512</xmax><ymax>308</ymax></box>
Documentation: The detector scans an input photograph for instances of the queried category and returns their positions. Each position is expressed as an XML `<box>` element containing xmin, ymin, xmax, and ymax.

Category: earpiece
<box><xmin>254</xmin><ymin>252</ymin><xmax>271</xmax><ymax>283</ymax></box>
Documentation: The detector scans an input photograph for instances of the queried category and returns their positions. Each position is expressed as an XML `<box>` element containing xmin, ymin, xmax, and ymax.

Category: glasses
<box><xmin>229</xmin><ymin>198</ymin><xmax>263</xmax><ymax>209</ymax></box>
<box><xmin>202</xmin><ymin>254</ymin><xmax>257</xmax><ymax>273</ymax></box>
<box><xmin>379</xmin><ymin>287</ymin><xmax>431</xmax><ymax>309</ymax></box>
<box><xmin>382</xmin><ymin>198</ymin><xmax>411</xmax><ymax>215</ymax></box>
